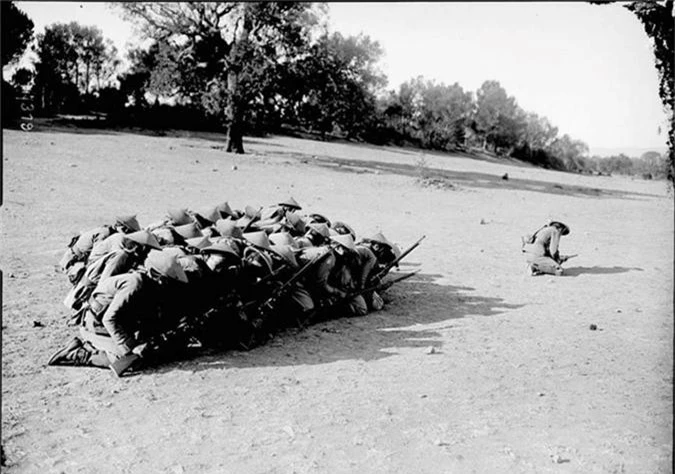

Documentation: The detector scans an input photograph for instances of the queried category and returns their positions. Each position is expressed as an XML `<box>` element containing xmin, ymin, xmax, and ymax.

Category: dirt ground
<box><xmin>1</xmin><ymin>127</ymin><xmax>673</xmax><ymax>474</ymax></box>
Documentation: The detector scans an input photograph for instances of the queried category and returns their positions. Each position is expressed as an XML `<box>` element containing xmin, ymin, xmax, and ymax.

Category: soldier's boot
<box><xmin>47</xmin><ymin>337</ymin><xmax>84</xmax><ymax>366</ymax></box>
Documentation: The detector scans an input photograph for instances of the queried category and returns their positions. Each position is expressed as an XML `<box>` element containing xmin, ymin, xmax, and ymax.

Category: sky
<box><xmin>12</xmin><ymin>1</ymin><xmax>671</xmax><ymax>157</ymax></box>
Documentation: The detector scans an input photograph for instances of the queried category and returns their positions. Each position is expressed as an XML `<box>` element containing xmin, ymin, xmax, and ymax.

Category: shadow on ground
<box><xmin>142</xmin><ymin>272</ymin><xmax>523</xmax><ymax>375</ymax></box>
<box><xmin>562</xmin><ymin>266</ymin><xmax>644</xmax><ymax>277</ymax></box>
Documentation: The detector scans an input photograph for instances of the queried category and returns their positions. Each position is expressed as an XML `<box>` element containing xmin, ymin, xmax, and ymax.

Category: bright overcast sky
<box><xmin>14</xmin><ymin>1</ymin><xmax>671</xmax><ymax>156</ymax></box>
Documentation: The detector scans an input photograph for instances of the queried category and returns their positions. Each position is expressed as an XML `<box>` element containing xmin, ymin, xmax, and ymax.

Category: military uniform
<box><xmin>522</xmin><ymin>221</ymin><xmax>570</xmax><ymax>276</ymax></box>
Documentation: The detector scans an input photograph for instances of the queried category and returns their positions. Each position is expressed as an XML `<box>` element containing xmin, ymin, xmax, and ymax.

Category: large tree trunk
<box><xmin>225</xmin><ymin>70</ymin><xmax>245</xmax><ymax>154</ymax></box>
<box><xmin>224</xmin><ymin>9</ymin><xmax>252</xmax><ymax>155</ymax></box>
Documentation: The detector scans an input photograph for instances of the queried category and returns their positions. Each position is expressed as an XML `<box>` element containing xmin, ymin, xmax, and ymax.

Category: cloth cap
<box><xmin>278</xmin><ymin>197</ymin><xmax>301</xmax><ymax>210</ymax></box>
<box><xmin>173</xmin><ymin>222</ymin><xmax>203</xmax><ymax>239</ymax></box>
<box><xmin>216</xmin><ymin>219</ymin><xmax>243</xmax><ymax>238</ymax></box>
<box><xmin>330</xmin><ymin>234</ymin><xmax>356</xmax><ymax>252</ymax></box>
<box><xmin>114</xmin><ymin>214</ymin><xmax>140</xmax><ymax>232</ymax></box>
<box><xmin>243</xmin><ymin>231</ymin><xmax>271</xmax><ymax>250</ymax></box>
<box><xmin>269</xmin><ymin>231</ymin><xmax>298</xmax><ymax>248</ymax></box>
<box><xmin>549</xmin><ymin>221</ymin><xmax>570</xmax><ymax>235</ymax></box>
<box><xmin>166</xmin><ymin>208</ymin><xmax>193</xmax><ymax>226</ymax></box>
<box><xmin>203</xmin><ymin>240</ymin><xmax>239</xmax><ymax>257</ymax></box>
<box><xmin>145</xmin><ymin>250</ymin><xmax>188</xmax><ymax>283</ymax></box>
<box><xmin>125</xmin><ymin>230</ymin><xmax>162</xmax><ymax>250</ymax></box>
<box><xmin>308</xmin><ymin>223</ymin><xmax>330</xmax><ymax>239</ymax></box>
<box><xmin>185</xmin><ymin>236</ymin><xmax>212</xmax><ymax>250</ymax></box>
<box><xmin>270</xmin><ymin>244</ymin><xmax>299</xmax><ymax>268</ymax></box>
<box><xmin>216</xmin><ymin>201</ymin><xmax>235</xmax><ymax>218</ymax></box>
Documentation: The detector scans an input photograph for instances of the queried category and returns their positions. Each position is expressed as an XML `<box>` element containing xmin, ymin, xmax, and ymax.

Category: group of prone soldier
<box><xmin>49</xmin><ymin>197</ymin><xmax>424</xmax><ymax>376</ymax></box>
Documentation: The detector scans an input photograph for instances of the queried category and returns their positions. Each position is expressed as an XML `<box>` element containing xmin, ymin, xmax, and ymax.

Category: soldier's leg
<box><xmin>529</xmin><ymin>256</ymin><xmax>563</xmax><ymax>276</ymax></box>
<box><xmin>79</xmin><ymin>327</ymin><xmax>128</xmax><ymax>357</ymax></box>
<box><xmin>47</xmin><ymin>337</ymin><xmax>111</xmax><ymax>368</ymax></box>
<box><xmin>346</xmin><ymin>295</ymin><xmax>369</xmax><ymax>316</ymax></box>
<box><xmin>364</xmin><ymin>290</ymin><xmax>384</xmax><ymax>311</ymax></box>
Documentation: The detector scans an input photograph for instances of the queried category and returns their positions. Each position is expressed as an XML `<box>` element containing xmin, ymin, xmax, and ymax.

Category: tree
<box><xmin>624</xmin><ymin>1</ymin><xmax>674</xmax><ymax>186</ymax></box>
<box><xmin>473</xmin><ymin>80</ymin><xmax>524</xmax><ymax>152</ymax></box>
<box><xmin>118</xmin><ymin>2</ymin><xmax>324</xmax><ymax>154</ymax></box>
<box><xmin>593</xmin><ymin>0</ymin><xmax>674</xmax><ymax>185</ymax></box>
<box><xmin>380</xmin><ymin>77</ymin><xmax>474</xmax><ymax>150</ymax></box>
<box><xmin>1</xmin><ymin>1</ymin><xmax>34</xmax><ymax>66</ymax></box>
<box><xmin>548</xmin><ymin>134</ymin><xmax>590</xmax><ymax>171</ymax></box>
<box><xmin>33</xmin><ymin>22</ymin><xmax>120</xmax><ymax>113</ymax></box>
<box><xmin>279</xmin><ymin>32</ymin><xmax>386</xmax><ymax>139</ymax></box>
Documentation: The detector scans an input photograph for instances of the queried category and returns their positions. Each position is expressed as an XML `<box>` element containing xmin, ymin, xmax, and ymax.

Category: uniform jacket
<box><xmin>525</xmin><ymin>226</ymin><xmax>562</xmax><ymax>261</ymax></box>
<box><xmin>88</xmin><ymin>272</ymin><xmax>158</xmax><ymax>354</ymax></box>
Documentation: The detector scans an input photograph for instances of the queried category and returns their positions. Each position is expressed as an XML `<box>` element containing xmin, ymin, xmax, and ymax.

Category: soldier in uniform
<box><xmin>359</xmin><ymin>232</ymin><xmax>401</xmax><ymax>280</ymax></box>
<box><xmin>59</xmin><ymin>215</ymin><xmax>141</xmax><ymax>284</ymax></box>
<box><xmin>522</xmin><ymin>221</ymin><xmax>571</xmax><ymax>276</ymax></box>
<box><xmin>296</xmin><ymin>223</ymin><xmax>331</xmax><ymax>248</ymax></box>
<box><xmin>48</xmin><ymin>250</ymin><xmax>188</xmax><ymax>368</ymax></box>
<box><xmin>64</xmin><ymin>231</ymin><xmax>162</xmax><ymax>323</ymax></box>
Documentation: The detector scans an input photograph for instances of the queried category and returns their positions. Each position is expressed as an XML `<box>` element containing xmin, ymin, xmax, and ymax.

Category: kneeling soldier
<box><xmin>48</xmin><ymin>250</ymin><xmax>188</xmax><ymax>369</ymax></box>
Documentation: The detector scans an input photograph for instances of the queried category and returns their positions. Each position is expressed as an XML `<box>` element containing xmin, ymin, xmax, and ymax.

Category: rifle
<box><xmin>356</xmin><ymin>270</ymin><xmax>419</xmax><ymax>298</ymax></box>
<box><xmin>370</xmin><ymin>235</ymin><xmax>426</xmax><ymax>283</ymax></box>
<box><xmin>302</xmin><ymin>271</ymin><xmax>419</xmax><ymax>327</ymax></box>
<box><xmin>242</xmin><ymin>250</ymin><xmax>329</xmax><ymax>314</ymax></box>
<box><xmin>559</xmin><ymin>254</ymin><xmax>578</xmax><ymax>263</ymax></box>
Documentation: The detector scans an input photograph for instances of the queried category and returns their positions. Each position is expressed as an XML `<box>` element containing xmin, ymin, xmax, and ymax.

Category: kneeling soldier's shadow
<box><xmin>562</xmin><ymin>266</ymin><xmax>643</xmax><ymax>277</ymax></box>
<box><xmin>146</xmin><ymin>272</ymin><xmax>524</xmax><ymax>375</ymax></box>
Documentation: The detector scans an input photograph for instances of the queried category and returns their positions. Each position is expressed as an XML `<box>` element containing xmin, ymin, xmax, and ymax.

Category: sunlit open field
<box><xmin>2</xmin><ymin>127</ymin><xmax>672</xmax><ymax>473</ymax></box>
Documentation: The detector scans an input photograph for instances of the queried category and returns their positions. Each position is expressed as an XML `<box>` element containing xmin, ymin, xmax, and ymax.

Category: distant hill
<box><xmin>589</xmin><ymin>146</ymin><xmax>668</xmax><ymax>159</ymax></box>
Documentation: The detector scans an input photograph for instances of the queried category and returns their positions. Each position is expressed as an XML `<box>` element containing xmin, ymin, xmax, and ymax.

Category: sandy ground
<box><xmin>1</xmin><ymin>127</ymin><xmax>673</xmax><ymax>474</ymax></box>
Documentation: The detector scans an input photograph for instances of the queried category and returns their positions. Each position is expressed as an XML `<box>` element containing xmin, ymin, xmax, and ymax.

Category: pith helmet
<box><xmin>114</xmin><ymin>214</ymin><xmax>141</xmax><ymax>232</ymax></box>
<box><xmin>333</xmin><ymin>221</ymin><xmax>356</xmax><ymax>240</ymax></box>
<box><xmin>216</xmin><ymin>219</ymin><xmax>243</xmax><ymax>239</ymax></box>
<box><xmin>193</xmin><ymin>206</ymin><xmax>220</xmax><ymax>226</ymax></box>
<box><xmin>243</xmin><ymin>231</ymin><xmax>271</xmax><ymax>250</ymax></box>
<box><xmin>244</xmin><ymin>205</ymin><xmax>261</xmax><ymax>219</ymax></box>
<box><xmin>173</xmin><ymin>222</ymin><xmax>203</xmax><ymax>240</ymax></box>
<box><xmin>145</xmin><ymin>250</ymin><xmax>188</xmax><ymax>283</ymax></box>
<box><xmin>330</xmin><ymin>234</ymin><xmax>356</xmax><ymax>252</ymax></box>
<box><xmin>307</xmin><ymin>213</ymin><xmax>331</xmax><ymax>227</ymax></box>
<box><xmin>549</xmin><ymin>221</ymin><xmax>570</xmax><ymax>235</ymax></box>
<box><xmin>278</xmin><ymin>197</ymin><xmax>302</xmax><ymax>210</ymax></box>
<box><xmin>161</xmin><ymin>246</ymin><xmax>188</xmax><ymax>259</ymax></box>
<box><xmin>269</xmin><ymin>231</ymin><xmax>298</xmax><ymax>248</ymax></box>
<box><xmin>166</xmin><ymin>208</ymin><xmax>193</xmax><ymax>226</ymax></box>
<box><xmin>185</xmin><ymin>236</ymin><xmax>212</xmax><ymax>250</ymax></box>
<box><xmin>216</xmin><ymin>201</ymin><xmax>235</xmax><ymax>219</ymax></box>
<box><xmin>203</xmin><ymin>240</ymin><xmax>239</xmax><ymax>257</ymax></box>
<box><xmin>152</xmin><ymin>227</ymin><xmax>182</xmax><ymax>246</ymax></box>
<box><xmin>307</xmin><ymin>223</ymin><xmax>330</xmax><ymax>239</ymax></box>
<box><xmin>365</xmin><ymin>232</ymin><xmax>400</xmax><ymax>258</ymax></box>
<box><xmin>285</xmin><ymin>212</ymin><xmax>306</xmax><ymax>234</ymax></box>
<box><xmin>125</xmin><ymin>230</ymin><xmax>162</xmax><ymax>250</ymax></box>
<box><xmin>270</xmin><ymin>244</ymin><xmax>299</xmax><ymax>268</ymax></box>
